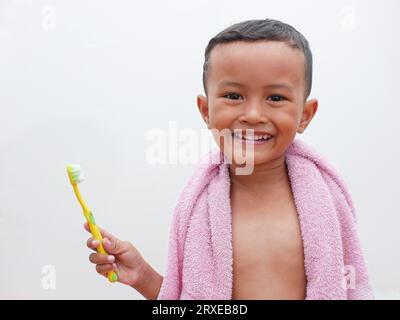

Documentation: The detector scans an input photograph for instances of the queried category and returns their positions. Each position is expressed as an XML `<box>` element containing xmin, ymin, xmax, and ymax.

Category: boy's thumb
<box><xmin>103</xmin><ymin>237</ymin><xmax>118</xmax><ymax>254</ymax></box>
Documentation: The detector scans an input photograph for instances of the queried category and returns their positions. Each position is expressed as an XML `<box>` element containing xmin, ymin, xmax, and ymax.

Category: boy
<box><xmin>85</xmin><ymin>19</ymin><xmax>373</xmax><ymax>300</ymax></box>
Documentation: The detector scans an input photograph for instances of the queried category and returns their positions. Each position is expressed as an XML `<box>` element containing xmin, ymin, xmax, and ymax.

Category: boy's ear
<box><xmin>197</xmin><ymin>94</ymin><xmax>210</xmax><ymax>128</ymax></box>
<box><xmin>297</xmin><ymin>98</ymin><xmax>318</xmax><ymax>134</ymax></box>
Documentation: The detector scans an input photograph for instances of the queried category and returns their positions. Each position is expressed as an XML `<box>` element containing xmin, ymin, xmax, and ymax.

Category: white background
<box><xmin>0</xmin><ymin>0</ymin><xmax>399</xmax><ymax>299</ymax></box>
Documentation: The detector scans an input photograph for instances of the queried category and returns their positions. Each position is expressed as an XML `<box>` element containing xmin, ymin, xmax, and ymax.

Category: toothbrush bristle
<box><xmin>68</xmin><ymin>164</ymin><xmax>85</xmax><ymax>183</ymax></box>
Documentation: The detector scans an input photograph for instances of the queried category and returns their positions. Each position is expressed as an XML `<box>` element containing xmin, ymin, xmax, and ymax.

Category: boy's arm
<box><xmin>131</xmin><ymin>261</ymin><xmax>163</xmax><ymax>300</ymax></box>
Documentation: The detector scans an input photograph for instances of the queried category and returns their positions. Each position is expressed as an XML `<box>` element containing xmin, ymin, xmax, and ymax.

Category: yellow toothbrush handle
<box><xmin>86</xmin><ymin>211</ymin><xmax>118</xmax><ymax>283</ymax></box>
<box><xmin>85</xmin><ymin>211</ymin><xmax>118</xmax><ymax>282</ymax></box>
<box><xmin>69</xmin><ymin>179</ymin><xmax>117</xmax><ymax>283</ymax></box>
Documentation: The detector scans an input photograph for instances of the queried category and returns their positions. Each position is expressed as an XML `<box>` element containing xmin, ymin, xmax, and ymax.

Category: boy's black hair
<box><xmin>202</xmin><ymin>19</ymin><xmax>313</xmax><ymax>99</ymax></box>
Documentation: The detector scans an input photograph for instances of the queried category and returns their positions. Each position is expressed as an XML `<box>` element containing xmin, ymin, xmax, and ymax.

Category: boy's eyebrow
<box><xmin>217</xmin><ymin>80</ymin><xmax>293</xmax><ymax>91</ymax></box>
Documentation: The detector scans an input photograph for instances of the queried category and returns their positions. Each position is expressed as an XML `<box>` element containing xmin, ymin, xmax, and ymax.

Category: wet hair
<box><xmin>202</xmin><ymin>19</ymin><xmax>313</xmax><ymax>99</ymax></box>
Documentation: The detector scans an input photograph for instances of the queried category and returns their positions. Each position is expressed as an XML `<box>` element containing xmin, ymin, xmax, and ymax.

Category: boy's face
<box><xmin>197</xmin><ymin>40</ymin><xmax>318</xmax><ymax>167</ymax></box>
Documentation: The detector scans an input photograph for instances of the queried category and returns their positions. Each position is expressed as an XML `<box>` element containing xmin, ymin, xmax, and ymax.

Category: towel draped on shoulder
<box><xmin>157</xmin><ymin>138</ymin><xmax>374</xmax><ymax>300</ymax></box>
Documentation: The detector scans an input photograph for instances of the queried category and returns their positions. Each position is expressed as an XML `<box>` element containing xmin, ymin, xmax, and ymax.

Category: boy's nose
<box><xmin>238</xmin><ymin>102</ymin><xmax>268</xmax><ymax>124</ymax></box>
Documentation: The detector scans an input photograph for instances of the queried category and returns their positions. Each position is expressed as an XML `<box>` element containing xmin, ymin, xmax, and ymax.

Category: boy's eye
<box><xmin>222</xmin><ymin>93</ymin><xmax>285</xmax><ymax>102</ymax></box>
<box><xmin>268</xmin><ymin>95</ymin><xmax>285</xmax><ymax>102</ymax></box>
<box><xmin>223</xmin><ymin>93</ymin><xmax>242</xmax><ymax>100</ymax></box>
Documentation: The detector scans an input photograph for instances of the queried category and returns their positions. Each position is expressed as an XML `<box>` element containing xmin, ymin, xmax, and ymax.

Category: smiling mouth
<box><xmin>231</xmin><ymin>131</ymin><xmax>274</xmax><ymax>143</ymax></box>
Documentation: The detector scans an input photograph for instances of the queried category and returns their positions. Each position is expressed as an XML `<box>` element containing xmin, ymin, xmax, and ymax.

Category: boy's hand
<box><xmin>84</xmin><ymin>222</ymin><xmax>146</xmax><ymax>288</ymax></box>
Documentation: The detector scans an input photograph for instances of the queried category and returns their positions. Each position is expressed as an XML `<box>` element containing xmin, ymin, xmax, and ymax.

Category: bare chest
<box><xmin>231</xmin><ymin>188</ymin><xmax>307</xmax><ymax>299</ymax></box>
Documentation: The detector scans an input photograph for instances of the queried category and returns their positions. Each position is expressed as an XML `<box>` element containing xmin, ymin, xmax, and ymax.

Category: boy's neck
<box><xmin>228</xmin><ymin>154</ymin><xmax>289</xmax><ymax>195</ymax></box>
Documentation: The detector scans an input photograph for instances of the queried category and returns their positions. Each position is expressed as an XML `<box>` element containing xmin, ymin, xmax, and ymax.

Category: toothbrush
<box><xmin>67</xmin><ymin>164</ymin><xmax>118</xmax><ymax>283</ymax></box>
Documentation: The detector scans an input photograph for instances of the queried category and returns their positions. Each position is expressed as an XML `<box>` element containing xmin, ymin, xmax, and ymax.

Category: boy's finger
<box><xmin>95</xmin><ymin>264</ymin><xmax>115</xmax><ymax>274</ymax></box>
<box><xmin>89</xmin><ymin>253</ymin><xmax>115</xmax><ymax>265</ymax></box>
<box><xmin>86</xmin><ymin>237</ymin><xmax>100</xmax><ymax>250</ymax></box>
<box><xmin>83</xmin><ymin>222</ymin><xmax>117</xmax><ymax>245</ymax></box>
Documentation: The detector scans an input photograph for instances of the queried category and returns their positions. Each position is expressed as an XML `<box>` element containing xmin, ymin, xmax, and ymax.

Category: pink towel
<box><xmin>157</xmin><ymin>138</ymin><xmax>374</xmax><ymax>300</ymax></box>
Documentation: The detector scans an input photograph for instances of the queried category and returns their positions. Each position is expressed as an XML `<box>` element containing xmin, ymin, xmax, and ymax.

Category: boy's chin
<box><xmin>228</xmin><ymin>147</ymin><xmax>274</xmax><ymax>166</ymax></box>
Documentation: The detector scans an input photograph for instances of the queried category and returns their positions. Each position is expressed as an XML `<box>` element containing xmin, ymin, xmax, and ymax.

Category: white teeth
<box><xmin>233</xmin><ymin>132</ymin><xmax>272</xmax><ymax>141</ymax></box>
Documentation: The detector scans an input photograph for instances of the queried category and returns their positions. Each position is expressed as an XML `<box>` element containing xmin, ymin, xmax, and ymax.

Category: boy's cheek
<box><xmin>274</xmin><ymin>112</ymin><xmax>301</xmax><ymax>134</ymax></box>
